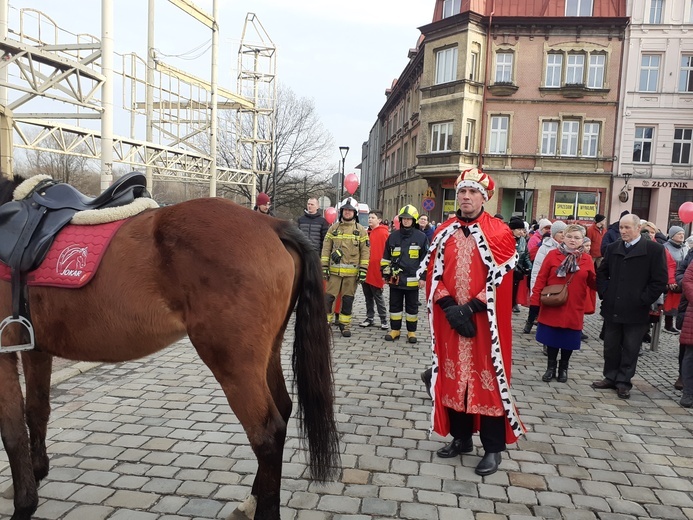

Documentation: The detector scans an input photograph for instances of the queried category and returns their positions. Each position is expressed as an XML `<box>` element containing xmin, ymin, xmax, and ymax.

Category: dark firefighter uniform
<box><xmin>381</xmin><ymin>204</ymin><xmax>429</xmax><ymax>343</ymax></box>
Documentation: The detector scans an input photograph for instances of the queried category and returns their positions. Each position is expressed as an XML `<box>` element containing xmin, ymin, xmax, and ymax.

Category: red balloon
<box><xmin>392</xmin><ymin>216</ymin><xmax>400</xmax><ymax>230</ymax></box>
<box><xmin>344</xmin><ymin>173</ymin><xmax>360</xmax><ymax>195</ymax></box>
<box><xmin>324</xmin><ymin>207</ymin><xmax>338</xmax><ymax>224</ymax></box>
<box><xmin>678</xmin><ymin>201</ymin><xmax>693</xmax><ymax>224</ymax></box>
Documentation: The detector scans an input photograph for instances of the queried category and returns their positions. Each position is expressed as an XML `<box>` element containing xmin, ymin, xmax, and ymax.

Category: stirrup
<box><xmin>0</xmin><ymin>315</ymin><xmax>35</xmax><ymax>353</ymax></box>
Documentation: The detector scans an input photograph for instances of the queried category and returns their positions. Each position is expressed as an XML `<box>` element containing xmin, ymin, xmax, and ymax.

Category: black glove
<box><xmin>358</xmin><ymin>269</ymin><xmax>367</xmax><ymax>284</ymax></box>
<box><xmin>381</xmin><ymin>265</ymin><xmax>391</xmax><ymax>282</ymax></box>
<box><xmin>322</xmin><ymin>267</ymin><xmax>330</xmax><ymax>281</ymax></box>
<box><xmin>437</xmin><ymin>297</ymin><xmax>486</xmax><ymax>338</ymax></box>
<box><xmin>330</xmin><ymin>249</ymin><xmax>344</xmax><ymax>264</ymax></box>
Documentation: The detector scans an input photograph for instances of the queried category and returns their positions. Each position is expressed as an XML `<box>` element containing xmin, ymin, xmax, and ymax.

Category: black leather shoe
<box><xmin>475</xmin><ymin>451</ymin><xmax>502</xmax><ymax>476</ymax></box>
<box><xmin>522</xmin><ymin>322</ymin><xmax>532</xmax><ymax>334</ymax></box>
<box><xmin>617</xmin><ymin>387</ymin><xmax>631</xmax><ymax>399</ymax></box>
<box><xmin>436</xmin><ymin>438</ymin><xmax>473</xmax><ymax>458</ymax></box>
<box><xmin>591</xmin><ymin>379</ymin><xmax>616</xmax><ymax>389</ymax></box>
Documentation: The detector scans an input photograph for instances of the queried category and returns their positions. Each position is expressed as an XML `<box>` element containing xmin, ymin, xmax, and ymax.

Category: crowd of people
<box><xmin>250</xmin><ymin>169</ymin><xmax>693</xmax><ymax>476</ymax></box>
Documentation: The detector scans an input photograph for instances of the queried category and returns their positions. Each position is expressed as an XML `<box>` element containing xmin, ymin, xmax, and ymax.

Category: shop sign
<box><xmin>443</xmin><ymin>199</ymin><xmax>456</xmax><ymax>212</ymax></box>
<box><xmin>641</xmin><ymin>180</ymin><xmax>689</xmax><ymax>188</ymax></box>
<box><xmin>577</xmin><ymin>204</ymin><xmax>597</xmax><ymax>218</ymax></box>
<box><xmin>554</xmin><ymin>202</ymin><xmax>575</xmax><ymax>217</ymax></box>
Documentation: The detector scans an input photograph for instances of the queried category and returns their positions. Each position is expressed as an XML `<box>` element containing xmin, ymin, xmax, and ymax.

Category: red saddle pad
<box><xmin>0</xmin><ymin>220</ymin><xmax>126</xmax><ymax>288</ymax></box>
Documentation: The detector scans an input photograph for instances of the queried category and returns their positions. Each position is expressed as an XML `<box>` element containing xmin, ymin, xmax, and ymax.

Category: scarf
<box><xmin>556</xmin><ymin>243</ymin><xmax>583</xmax><ymax>278</ymax></box>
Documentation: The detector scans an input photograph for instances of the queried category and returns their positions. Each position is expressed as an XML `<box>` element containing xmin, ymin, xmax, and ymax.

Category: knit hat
<box><xmin>454</xmin><ymin>167</ymin><xmax>495</xmax><ymax>201</ymax></box>
<box><xmin>256</xmin><ymin>192</ymin><xmax>271</xmax><ymax>206</ymax></box>
<box><xmin>669</xmin><ymin>225</ymin><xmax>684</xmax><ymax>238</ymax></box>
<box><xmin>551</xmin><ymin>221</ymin><xmax>567</xmax><ymax>237</ymax></box>
<box><xmin>538</xmin><ymin>218</ymin><xmax>552</xmax><ymax>231</ymax></box>
<box><xmin>508</xmin><ymin>217</ymin><xmax>525</xmax><ymax>230</ymax></box>
<box><xmin>594</xmin><ymin>214</ymin><xmax>606</xmax><ymax>223</ymax></box>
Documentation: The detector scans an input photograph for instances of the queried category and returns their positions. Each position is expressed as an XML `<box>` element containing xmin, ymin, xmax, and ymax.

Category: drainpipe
<box><xmin>478</xmin><ymin>0</ymin><xmax>495</xmax><ymax>168</ymax></box>
<box><xmin>611</xmin><ymin>21</ymin><xmax>629</xmax><ymax>220</ymax></box>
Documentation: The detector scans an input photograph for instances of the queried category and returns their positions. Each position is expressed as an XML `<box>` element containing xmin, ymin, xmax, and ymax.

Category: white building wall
<box><xmin>614</xmin><ymin>0</ymin><xmax>693</xmax><ymax>229</ymax></box>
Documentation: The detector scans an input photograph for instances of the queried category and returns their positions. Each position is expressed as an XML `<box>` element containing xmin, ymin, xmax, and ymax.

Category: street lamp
<box><xmin>339</xmin><ymin>146</ymin><xmax>349</xmax><ymax>199</ymax></box>
<box><xmin>520</xmin><ymin>171</ymin><xmax>531</xmax><ymax>220</ymax></box>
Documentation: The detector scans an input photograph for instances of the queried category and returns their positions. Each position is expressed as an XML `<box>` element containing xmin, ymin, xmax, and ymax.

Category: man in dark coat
<box><xmin>594</xmin><ymin>213</ymin><xmax>667</xmax><ymax>399</ymax></box>
<box><xmin>600</xmin><ymin>210</ymin><xmax>628</xmax><ymax>256</ymax></box>
<box><xmin>297</xmin><ymin>197</ymin><xmax>329</xmax><ymax>251</ymax></box>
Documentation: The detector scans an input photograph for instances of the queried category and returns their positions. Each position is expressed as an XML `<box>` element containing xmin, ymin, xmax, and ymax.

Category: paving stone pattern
<box><xmin>1</xmin><ymin>297</ymin><xmax>692</xmax><ymax>519</ymax></box>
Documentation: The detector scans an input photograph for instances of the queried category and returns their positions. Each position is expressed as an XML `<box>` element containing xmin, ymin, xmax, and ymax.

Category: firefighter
<box><xmin>321</xmin><ymin>197</ymin><xmax>370</xmax><ymax>337</ymax></box>
<box><xmin>381</xmin><ymin>204</ymin><xmax>429</xmax><ymax>343</ymax></box>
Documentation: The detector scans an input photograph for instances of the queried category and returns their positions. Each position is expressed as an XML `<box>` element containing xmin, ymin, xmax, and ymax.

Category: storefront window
<box><xmin>669</xmin><ymin>188</ymin><xmax>693</xmax><ymax>229</ymax></box>
<box><xmin>553</xmin><ymin>190</ymin><xmax>598</xmax><ymax>220</ymax></box>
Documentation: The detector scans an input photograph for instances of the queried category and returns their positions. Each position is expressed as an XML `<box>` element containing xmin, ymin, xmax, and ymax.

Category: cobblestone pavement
<box><xmin>1</xmin><ymin>295</ymin><xmax>692</xmax><ymax>520</ymax></box>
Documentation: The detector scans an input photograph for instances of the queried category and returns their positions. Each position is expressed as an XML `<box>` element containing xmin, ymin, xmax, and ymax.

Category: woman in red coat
<box><xmin>530</xmin><ymin>225</ymin><xmax>597</xmax><ymax>383</ymax></box>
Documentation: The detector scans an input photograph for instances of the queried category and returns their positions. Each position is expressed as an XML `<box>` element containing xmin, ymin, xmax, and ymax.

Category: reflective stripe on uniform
<box><xmin>405</xmin><ymin>313</ymin><xmax>418</xmax><ymax>323</ymax></box>
<box><xmin>338</xmin><ymin>313</ymin><xmax>352</xmax><ymax>325</ymax></box>
<box><xmin>405</xmin><ymin>277</ymin><xmax>420</xmax><ymax>287</ymax></box>
<box><xmin>381</xmin><ymin>259</ymin><xmax>391</xmax><ymax>266</ymax></box>
<box><xmin>327</xmin><ymin>313</ymin><xmax>334</xmax><ymax>324</ymax></box>
<box><xmin>408</xmin><ymin>245</ymin><xmax>420</xmax><ymax>258</ymax></box>
<box><xmin>390</xmin><ymin>312</ymin><xmax>403</xmax><ymax>321</ymax></box>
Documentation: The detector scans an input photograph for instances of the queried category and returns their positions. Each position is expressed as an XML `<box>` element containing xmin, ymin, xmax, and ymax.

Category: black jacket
<box><xmin>600</xmin><ymin>220</ymin><xmax>621</xmax><ymax>256</ymax></box>
<box><xmin>597</xmin><ymin>238</ymin><xmax>667</xmax><ymax>324</ymax></box>
<box><xmin>297</xmin><ymin>211</ymin><xmax>329</xmax><ymax>252</ymax></box>
<box><xmin>382</xmin><ymin>226</ymin><xmax>429</xmax><ymax>290</ymax></box>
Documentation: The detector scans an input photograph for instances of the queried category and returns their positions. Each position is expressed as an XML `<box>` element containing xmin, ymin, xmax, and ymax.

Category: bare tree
<box><xmin>14</xmin><ymin>131</ymin><xmax>100</xmax><ymax>195</ymax></box>
<box><xmin>214</xmin><ymin>84</ymin><xmax>337</xmax><ymax>217</ymax></box>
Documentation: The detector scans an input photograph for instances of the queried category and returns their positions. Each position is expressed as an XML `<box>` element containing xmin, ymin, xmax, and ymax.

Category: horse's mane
<box><xmin>0</xmin><ymin>175</ymin><xmax>22</xmax><ymax>205</ymax></box>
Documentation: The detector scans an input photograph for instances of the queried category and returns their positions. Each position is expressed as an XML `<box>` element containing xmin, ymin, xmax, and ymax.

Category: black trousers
<box><xmin>602</xmin><ymin>320</ymin><xmax>649</xmax><ymax>390</ymax></box>
<box><xmin>447</xmin><ymin>408</ymin><xmax>506</xmax><ymax>453</ymax></box>
<box><xmin>389</xmin><ymin>286</ymin><xmax>419</xmax><ymax>332</ymax></box>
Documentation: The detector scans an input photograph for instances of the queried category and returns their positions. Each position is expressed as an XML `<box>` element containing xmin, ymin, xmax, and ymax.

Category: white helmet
<box><xmin>338</xmin><ymin>197</ymin><xmax>358</xmax><ymax>221</ymax></box>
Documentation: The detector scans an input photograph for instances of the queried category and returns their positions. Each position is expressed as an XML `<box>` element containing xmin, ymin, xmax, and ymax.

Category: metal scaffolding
<box><xmin>0</xmin><ymin>0</ymin><xmax>275</xmax><ymax>198</ymax></box>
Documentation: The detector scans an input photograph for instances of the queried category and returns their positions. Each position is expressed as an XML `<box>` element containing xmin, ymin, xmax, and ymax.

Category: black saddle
<box><xmin>0</xmin><ymin>172</ymin><xmax>150</xmax><ymax>321</ymax></box>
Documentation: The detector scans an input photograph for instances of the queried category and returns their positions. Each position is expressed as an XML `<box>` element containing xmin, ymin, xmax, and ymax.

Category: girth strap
<box><xmin>8</xmin><ymin>204</ymin><xmax>46</xmax><ymax>319</ymax></box>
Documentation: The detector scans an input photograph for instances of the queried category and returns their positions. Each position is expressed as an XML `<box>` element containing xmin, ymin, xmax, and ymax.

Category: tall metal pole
<box><xmin>0</xmin><ymin>0</ymin><xmax>12</xmax><ymax>177</ymax></box>
<box><xmin>340</xmin><ymin>156</ymin><xmax>345</xmax><ymax>200</ymax></box>
<box><xmin>146</xmin><ymin>0</ymin><xmax>155</xmax><ymax>191</ymax></box>
<box><xmin>209</xmin><ymin>0</ymin><xmax>219</xmax><ymax>196</ymax></box>
<box><xmin>100</xmin><ymin>0</ymin><xmax>114</xmax><ymax>190</ymax></box>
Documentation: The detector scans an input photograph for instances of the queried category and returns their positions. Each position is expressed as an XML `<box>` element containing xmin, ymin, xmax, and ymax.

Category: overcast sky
<box><xmin>8</xmin><ymin>0</ymin><xmax>433</xmax><ymax>178</ymax></box>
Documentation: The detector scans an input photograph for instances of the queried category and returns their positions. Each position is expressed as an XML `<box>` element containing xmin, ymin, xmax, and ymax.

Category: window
<box><xmin>639</xmin><ymin>55</ymin><xmax>661</xmax><ymax>92</ymax></box>
<box><xmin>582</xmin><ymin>123</ymin><xmax>600</xmax><ymax>157</ymax></box>
<box><xmin>489</xmin><ymin>116</ymin><xmax>509</xmax><ymax>154</ymax></box>
<box><xmin>633</xmin><ymin>127</ymin><xmax>654</xmax><ymax>163</ymax></box>
<box><xmin>566</xmin><ymin>0</ymin><xmax>593</xmax><ymax>16</ymax></box>
<box><xmin>649</xmin><ymin>0</ymin><xmax>664</xmax><ymax>23</ymax></box>
<box><xmin>672</xmin><ymin>128</ymin><xmax>692</xmax><ymax>164</ymax></box>
<box><xmin>561</xmin><ymin>121</ymin><xmax>580</xmax><ymax>156</ymax></box>
<box><xmin>566</xmin><ymin>54</ymin><xmax>585</xmax><ymax>85</ymax></box>
<box><xmin>495</xmin><ymin>52</ymin><xmax>513</xmax><ymax>83</ymax></box>
<box><xmin>545</xmin><ymin>54</ymin><xmax>563</xmax><ymax>88</ymax></box>
<box><xmin>554</xmin><ymin>191</ymin><xmax>599</xmax><ymax>220</ymax></box>
<box><xmin>469</xmin><ymin>51</ymin><xmax>478</xmax><ymax>81</ymax></box>
<box><xmin>403</xmin><ymin>142</ymin><xmax>408</xmax><ymax>169</ymax></box>
<box><xmin>464</xmin><ymin>119</ymin><xmax>475</xmax><ymax>151</ymax></box>
<box><xmin>442</xmin><ymin>0</ymin><xmax>461</xmax><ymax>18</ymax></box>
<box><xmin>435</xmin><ymin>47</ymin><xmax>458</xmax><ymax>85</ymax></box>
<box><xmin>587</xmin><ymin>55</ymin><xmax>605</xmax><ymax>89</ymax></box>
<box><xmin>431</xmin><ymin>122</ymin><xmax>453</xmax><ymax>152</ymax></box>
<box><xmin>541</xmin><ymin>121</ymin><xmax>558</xmax><ymax>155</ymax></box>
<box><xmin>680</xmin><ymin>55</ymin><xmax>693</xmax><ymax>92</ymax></box>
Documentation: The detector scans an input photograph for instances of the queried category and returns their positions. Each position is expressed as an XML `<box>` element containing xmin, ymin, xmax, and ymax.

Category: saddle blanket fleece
<box><xmin>0</xmin><ymin>220</ymin><xmax>126</xmax><ymax>288</ymax></box>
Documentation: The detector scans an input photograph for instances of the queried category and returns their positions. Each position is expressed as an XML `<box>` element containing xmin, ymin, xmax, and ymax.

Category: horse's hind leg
<box><xmin>195</xmin><ymin>343</ymin><xmax>286</xmax><ymax>520</ymax></box>
<box><xmin>21</xmin><ymin>350</ymin><xmax>53</xmax><ymax>483</ymax></box>
<box><xmin>0</xmin><ymin>354</ymin><xmax>38</xmax><ymax>520</ymax></box>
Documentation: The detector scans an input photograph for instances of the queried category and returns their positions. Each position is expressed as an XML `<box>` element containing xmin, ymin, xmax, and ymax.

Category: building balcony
<box><xmin>487</xmin><ymin>82</ymin><xmax>519</xmax><ymax>96</ymax></box>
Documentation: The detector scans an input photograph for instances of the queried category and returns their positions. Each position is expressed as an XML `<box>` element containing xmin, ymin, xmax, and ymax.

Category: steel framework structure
<box><xmin>0</xmin><ymin>1</ymin><xmax>274</xmax><ymax>195</ymax></box>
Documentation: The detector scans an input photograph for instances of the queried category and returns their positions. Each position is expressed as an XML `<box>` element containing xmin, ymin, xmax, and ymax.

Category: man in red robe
<box><xmin>420</xmin><ymin>167</ymin><xmax>525</xmax><ymax>476</ymax></box>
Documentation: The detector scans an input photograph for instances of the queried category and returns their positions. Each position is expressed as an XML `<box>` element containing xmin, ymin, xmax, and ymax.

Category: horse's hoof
<box><xmin>1</xmin><ymin>483</ymin><xmax>13</xmax><ymax>499</ymax></box>
<box><xmin>227</xmin><ymin>495</ymin><xmax>256</xmax><ymax>520</ymax></box>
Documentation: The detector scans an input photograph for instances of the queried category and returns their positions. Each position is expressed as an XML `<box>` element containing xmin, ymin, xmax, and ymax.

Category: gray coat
<box><xmin>597</xmin><ymin>238</ymin><xmax>668</xmax><ymax>324</ymax></box>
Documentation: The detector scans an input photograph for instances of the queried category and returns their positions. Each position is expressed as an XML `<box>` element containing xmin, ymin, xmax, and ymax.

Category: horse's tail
<box><xmin>277</xmin><ymin>223</ymin><xmax>340</xmax><ymax>483</ymax></box>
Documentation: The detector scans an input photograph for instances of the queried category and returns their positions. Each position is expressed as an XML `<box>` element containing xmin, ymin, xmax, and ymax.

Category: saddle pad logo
<box><xmin>56</xmin><ymin>245</ymin><xmax>88</xmax><ymax>277</ymax></box>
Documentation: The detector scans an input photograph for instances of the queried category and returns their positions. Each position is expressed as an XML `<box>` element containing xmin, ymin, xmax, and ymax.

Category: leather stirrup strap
<box><xmin>8</xmin><ymin>206</ymin><xmax>47</xmax><ymax>319</ymax></box>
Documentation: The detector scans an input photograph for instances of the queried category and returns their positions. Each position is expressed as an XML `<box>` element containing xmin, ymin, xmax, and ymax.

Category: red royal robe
<box><xmin>426</xmin><ymin>211</ymin><xmax>521</xmax><ymax>444</ymax></box>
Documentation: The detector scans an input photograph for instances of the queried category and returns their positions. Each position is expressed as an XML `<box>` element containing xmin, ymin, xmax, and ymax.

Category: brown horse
<box><xmin>0</xmin><ymin>176</ymin><xmax>340</xmax><ymax>520</ymax></box>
